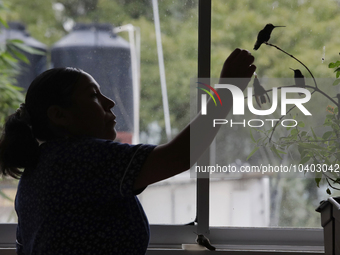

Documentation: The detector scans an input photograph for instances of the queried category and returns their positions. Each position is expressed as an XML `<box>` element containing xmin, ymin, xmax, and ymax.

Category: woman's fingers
<box><xmin>246</xmin><ymin>64</ymin><xmax>257</xmax><ymax>77</ymax></box>
<box><xmin>226</xmin><ymin>48</ymin><xmax>242</xmax><ymax>62</ymax></box>
<box><xmin>220</xmin><ymin>48</ymin><xmax>256</xmax><ymax>79</ymax></box>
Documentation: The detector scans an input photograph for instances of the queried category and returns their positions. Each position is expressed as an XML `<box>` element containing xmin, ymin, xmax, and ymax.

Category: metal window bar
<box><xmin>196</xmin><ymin>0</ymin><xmax>211</xmax><ymax>236</ymax></box>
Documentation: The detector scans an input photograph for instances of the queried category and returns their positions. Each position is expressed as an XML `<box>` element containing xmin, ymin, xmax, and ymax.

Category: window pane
<box><xmin>210</xmin><ymin>0</ymin><xmax>340</xmax><ymax>227</ymax></box>
<box><xmin>0</xmin><ymin>0</ymin><xmax>197</xmax><ymax>224</ymax></box>
<box><xmin>0</xmin><ymin>179</ymin><xmax>17</xmax><ymax>223</ymax></box>
<box><xmin>137</xmin><ymin>0</ymin><xmax>198</xmax><ymax>224</ymax></box>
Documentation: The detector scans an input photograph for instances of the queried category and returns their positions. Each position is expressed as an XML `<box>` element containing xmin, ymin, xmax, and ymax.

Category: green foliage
<box><xmin>0</xmin><ymin>9</ymin><xmax>26</xmax><ymax>128</ymax></box>
<box><xmin>248</xmin><ymin>47</ymin><xmax>340</xmax><ymax>194</ymax></box>
<box><xmin>0</xmin><ymin>3</ymin><xmax>36</xmax><ymax>210</ymax></box>
<box><xmin>274</xmin><ymin>107</ymin><xmax>340</xmax><ymax>189</ymax></box>
<box><xmin>329</xmin><ymin>60</ymin><xmax>340</xmax><ymax>84</ymax></box>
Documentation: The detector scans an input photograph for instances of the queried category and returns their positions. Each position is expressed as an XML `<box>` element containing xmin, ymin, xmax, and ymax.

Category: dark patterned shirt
<box><xmin>15</xmin><ymin>137</ymin><xmax>156</xmax><ymax>255</ymax></box>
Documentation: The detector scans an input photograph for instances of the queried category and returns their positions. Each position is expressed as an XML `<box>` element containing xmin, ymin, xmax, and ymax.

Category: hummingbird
<box><xmin>253</xmin><ymin>23</ymin><xmax>285</xmax><ymax>50</ymax></box>
<box><xmin>196</xmin><ymin>234</ymin><xmax>216</xmax><ymax>251</ymax></box>
<box><xmin>253</xmin><ymin>74</ymin><xmax>270</xmax><ymax>108</ymax></box>
<box><xmin>290</xmin><ymin>68</ymin><xmax>305</xmax><ymax>95</ymax></box>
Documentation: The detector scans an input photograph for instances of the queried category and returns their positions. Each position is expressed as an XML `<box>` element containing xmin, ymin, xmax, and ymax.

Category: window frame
<box><xmin>0</xmin><ymin>224</ymin><xmax>324</xmax><ymax>252</ymax></box>
<box><xmin>147</xmin><ymin>0</ymin><xmax>325</xmax><ymax>252</ymax></box>
<box><xmin>0</xmin><ymin>0</ymin><xmax>325</xmax><ymax>253</ymax></box>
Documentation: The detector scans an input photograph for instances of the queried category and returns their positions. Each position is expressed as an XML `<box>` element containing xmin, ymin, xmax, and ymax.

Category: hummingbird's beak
<box><xmin>289</xmin><ymin>68</ymin><xmax>295</xmax><ymax>71</ymax></box>
<box><xmin>274</xmin><ymin>26</ymin><xmax>285</xmax><ymax>28</ymax></box>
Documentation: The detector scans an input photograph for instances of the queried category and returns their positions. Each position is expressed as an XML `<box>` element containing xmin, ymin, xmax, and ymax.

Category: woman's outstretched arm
<box><xmin>134</xmin><ymin>48</ymin><xmax>256</xmax><ymax>190</ymax></box>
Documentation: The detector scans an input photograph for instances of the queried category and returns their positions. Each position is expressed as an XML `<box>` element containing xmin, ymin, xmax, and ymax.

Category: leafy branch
<box><xmin>248</xmin><ymin>25</ymin><xmax>340</xmax><ymax>193</ymax></box>
<box><xmin>265</xmin><ymin>42</ymin><xmax>318</xmax><ymax>89</ymax></box>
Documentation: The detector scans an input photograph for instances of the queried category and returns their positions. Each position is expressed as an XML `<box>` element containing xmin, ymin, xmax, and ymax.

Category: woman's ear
<box><xmin>47</xmin><ymin>105</ymin><xmax>70</xmax><ymax>127</ymax></box>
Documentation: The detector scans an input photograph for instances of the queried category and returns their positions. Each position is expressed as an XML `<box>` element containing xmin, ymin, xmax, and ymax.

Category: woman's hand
<box><xmin>219</xmin><ymin>48</ymin><xmax>256</xmax><ymax>91</ymax></box>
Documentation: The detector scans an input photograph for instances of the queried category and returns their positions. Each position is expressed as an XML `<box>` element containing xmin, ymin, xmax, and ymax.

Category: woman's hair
<box><xmin>0</xmin><ymin>67</ymin><xmax>83</xmax><ymax>179</ymax></box>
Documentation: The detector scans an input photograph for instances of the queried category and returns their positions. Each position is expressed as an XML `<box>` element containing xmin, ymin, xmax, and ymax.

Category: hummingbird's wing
<box><xmin>265</xmin><ymin>91</ymin><xmax>271</xmax><ymax>103</ymax></box>
<box><xmin>253</xmin><ymin>77</ymin><xmax>268</xmax><ymax>107</ymax></box>
<box><xmin>255</xmin><ymin>95</ymin><xmax>262</xmax><ymax>108</ymax></box>
<box><xmin>294</xmin><ymin>77</ymin><xmax>306</xmax><ymax>96</ymax></box>
<box><xmin>260</xmin><ymin>95</ymin><xmax>267</xmax><ymax>104</ymax></box>
<box><xmin>295</xmin><ymin>78</ymin><xmax>306</xmax><ymax>88</ymax></box>
<box><xmin>254</xmin><ymin>40</ymin><xmax>261</xmax><ymax>50</ymax></box>
<box><xmin>254</xmin><ymin>31</ymin><xmax>264</xmax><ymax>50</ymax></box>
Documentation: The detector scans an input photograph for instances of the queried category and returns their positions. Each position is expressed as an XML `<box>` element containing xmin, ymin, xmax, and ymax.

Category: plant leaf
<box><xmin>299</xmin><ymin>157</ymin><xmax>310</xmax><ymax>164</ymax></box>
<box><xmin>315</xmin><ymin>171</ymin><xmax>323</xmax><ymax>187</ymax></box>
<box><xmin>250</xmin><ymin>128</ymin><xmax>255</xmax><ymax>143</ymax></box>
<box><xmin>10</xmin><ymin>42</ymin><xmax>45</xmax><ymax>55</ymax></box>
<box><xmin>246</xmin><ymin>147</ymin><xmax>259</xmax><ymax>160</ymax></box>
<box><xmin>276</xmin><ymin>149</ymin><xmax>287</xmax><ymax>154</ymax></box>
<box><xmin>322</xmin><ymin>131</ymin><xmax>333</xmax><ymax>140</ymax></box>
<box><xmin>9</xmin><ymin>48</ymin><xmax>29</xmax><ymax>64</ymax></box>
<box><xmin>298</xmin><ymin>121</ymin><xmax>305</xmax><ymax>127</ymax></box>
<box><xmin>329</xmin><ymin>61</ymin><xmax>340</xmax><ymax>68</ymax></box>
<box><xmin>270</xmin><ymin>145</ymin><xmax>282</xmax><ymax>160</ymax></box>
<box><xmin>329</xmin><ymin>62</ymin><xmax>336</xmax><ymax>68</ymax></box>
<box><xmin>0</xmin><ymin>17</ymin><xmax>8</xmax><ymax>28</ymax></box>
<box><xmin>7</xmin><ymin>39</ymin><xmax>24</xmax><ymax>44</ymax></box>
<box><xmin>311</xmin><ymin>127</ymin><xmax>318</xmax><ymax>140</ymax></box>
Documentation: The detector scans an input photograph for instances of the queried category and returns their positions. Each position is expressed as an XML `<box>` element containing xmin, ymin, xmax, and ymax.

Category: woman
<box><xmin>0</xmin><ymin>48</ymin><xmax>255</xmax><ymax>254</ymax></box>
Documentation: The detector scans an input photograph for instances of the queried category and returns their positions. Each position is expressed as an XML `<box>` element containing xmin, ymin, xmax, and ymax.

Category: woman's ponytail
<box><xmin>0</xmin><ymin>104</ymin><xmax>39</xmax><ymax>179</ymax></box>
<box><xmin>0</xmin><ymin>67</ymin><xmax>83</xmax><ymax>179</ymax></box>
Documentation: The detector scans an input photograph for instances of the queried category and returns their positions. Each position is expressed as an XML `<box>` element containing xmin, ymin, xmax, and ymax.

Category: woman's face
<box><xmin>64</xmin><ymin>72</ymin><xmax>117</xmax><ymax>140</ymax></box>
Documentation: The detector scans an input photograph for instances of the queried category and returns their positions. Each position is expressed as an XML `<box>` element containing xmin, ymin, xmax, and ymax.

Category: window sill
<box><xmin>146</xmin><ymin>244</ymin><xmax>324</xmax><ymax>254</ymax></box>
<box><xmin>0</xmin><ymin>247</ymin><xmax>324</xmax><ymax>255</ymax></box>
<box><xmin>0</xmin><ymin>224</ymin><xmax>325</xmax><ymax>254</ymax></box>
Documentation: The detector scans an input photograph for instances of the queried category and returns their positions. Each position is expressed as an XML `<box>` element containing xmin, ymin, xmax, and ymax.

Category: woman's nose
<box><xmin>104</xmin><ymin>95</ymin><xmax>115</xmax><ymax>110</ymax></box>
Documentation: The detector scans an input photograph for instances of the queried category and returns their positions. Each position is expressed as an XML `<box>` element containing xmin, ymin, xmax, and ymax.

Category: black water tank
<box><xmin>51</xmin><ymin>23</ymin><xmax>133</xmax><ymax>135</ymax></box>
<box><xmin>0</xmin><ymin>22</ymin><xmax>47</xmax><ymax>90</ymax></box>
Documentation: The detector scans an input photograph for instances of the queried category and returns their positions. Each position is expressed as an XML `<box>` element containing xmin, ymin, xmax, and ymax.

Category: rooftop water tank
<box><xmin>51</xmin><ymin>23</ymin><xmax>133</xmax><ymax>141</ymax></box>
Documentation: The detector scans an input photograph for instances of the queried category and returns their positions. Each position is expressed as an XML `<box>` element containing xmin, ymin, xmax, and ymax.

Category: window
<box><xmin>1</xmin><ymin>0</ymin><xmax>335</xmax><ymax>253</ymax></box>
<box><xmin>208</xmin><ymin>0</ymin><xmax>340</xmax><ymax>229</ymax></box>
